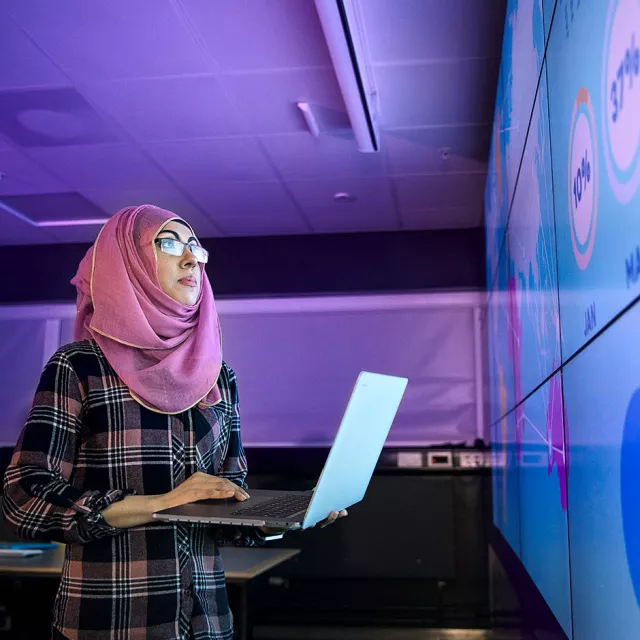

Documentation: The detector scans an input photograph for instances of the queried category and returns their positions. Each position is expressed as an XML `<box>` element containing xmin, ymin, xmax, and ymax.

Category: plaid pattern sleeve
<box><xmin>0</xmin><ymin>341</ymin><xmax>262</xmax><ymax>639</ymax></box>
<box><xmin>2</xmin><ymin>349</ymin><xmax>130</xmax><ymax>544</ymax></box>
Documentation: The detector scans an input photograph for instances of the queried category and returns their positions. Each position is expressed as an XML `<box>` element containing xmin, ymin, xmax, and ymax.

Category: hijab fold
<box><xmin>71</xmin><ymin>205</ymin><xmax>222</xmax><ymax>414</ymax></box>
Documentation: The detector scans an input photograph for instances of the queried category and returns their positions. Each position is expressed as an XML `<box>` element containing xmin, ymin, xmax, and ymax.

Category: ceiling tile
<box><xmin>0</xmin><ymin>13</ymin><xmax>69</xmax><ymax>89</ymax></box>
<box><xmin>147</xmin><ymin>138</ymin><xmax>277</xmax><ymax>185</ymax></box>
<box><xmin>286</xmin><ymin>176</ymin><xmax>397</xmax><ymax>230</ymax></box>
<box><xmin>260</xmin><ymin>133</ymin><xmax>386</xmax><ymax>180</ymax></box>
<box><xmin>373</xmin><ymin>58</ymin><xmax>499</xmax><ymax>128</ymax></box>
<box><xmin>220</xmin><ymin>68</ymin><xmax>345</xmax><ymax>135</ymax></box>
<box><xmin>82</xmin><ymin>187</ymin><xmax>222</xmax><ymax>237</ymax></box>
<box><xmin>29</xmin><ymin>143</ymin><xmax>172</xmax><ymax>191</ymax></box>
<box><xmin>180</xmin><ymin>0</ymin><xmax>331</xmax><ymax>72</ymax></box>
<box><xmin>4</xmin><ymin>0</ymin><xmax>209</xmax><ymax>81</ymax></box>
<box><xmin>186</xmin><ymin>182</ymin><xmax>305</xmax><ymax>226</ymax></box>
<box><xmin>401</xmin><ymin>207</ymin><xmax>483</xmax><ymax>230</ymax></box>
<box><xmin>286</xmin><ymin>175</ymin><xmax>394</xmax><ymax>210</ymax></box>
<box><xmin>0</xmin><ymin>192</ymin><xmax>107</xmax><ymax>224</ymax></box>
<box><xmin>383</xmin><ymin>126</ymin><xmax>491</xmax><ymax>175</ymax></box>
<box><xmin>84</xmin><ymin>76</ymin><xmax>244</xmax><ymax>141</ymax></box>
<box><xmin>360</xmin><ymin>0</ymin><xmax>506</xmax><ymax>63</ymax></box>
<box><xmin>393</xmin><ymin>173</ymin><xmax>487</xmax><ymax>211</ymax></box>
<box><xmin>0</xmin><ymin>149</ymin><xmax>70</xmax><ymax>195</ymax></box>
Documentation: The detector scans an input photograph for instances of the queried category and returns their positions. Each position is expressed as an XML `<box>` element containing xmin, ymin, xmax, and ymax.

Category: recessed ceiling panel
<box><xmin>0</xmin><ymin>87</ymin><xmax>120</xmax><ymax>147</ymax></box>
<box><xmin>0</xmin><ymin>192</ymin><xmax>107</xmax><ymax>223</ymax></box>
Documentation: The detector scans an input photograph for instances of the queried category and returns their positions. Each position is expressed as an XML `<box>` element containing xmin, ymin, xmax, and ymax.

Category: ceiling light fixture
<box><xmin>333</xmin><ymin>192</ymin><xmax>356</xmax><ymax>202</ymax></box>
<box><xmin>297</xmin><ymin>101</ymin><xmax>321</xmax><ymax>138</ymax></box>
<box><xmin>314</xmin><ymin>0</ymin><xmax>379</xmax><ymax>153</ymax></box>
<box><xmin>37</xmin><ymin>218</ymin><xmax>109</xmax><ymax>227</ymax></box>
<box><xmin>0</xmin><ymin>199</ymin><xmax>37</xmax><ymax>226</ymax></box>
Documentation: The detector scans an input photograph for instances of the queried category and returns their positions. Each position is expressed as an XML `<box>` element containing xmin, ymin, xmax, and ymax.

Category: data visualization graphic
<box><xmin>491</xmin><ymin>409</ymin><xmax>521</xmax><ymax>558</ymax></box>
<box><xmin>506</xmin><ymin>67</ymin><xmax>560</xmax><ymax>406</ymax></box>
<box><xmin>548</xmin><ymin>0</ymin><xmax>640</xmax><ymax>359</ymax></box>
<box><xmin>500</xmin><ymin>0</ymin><xmax>547</xmax><ymax>208</ymax></box>
<box><xmin>488</xmin><ymin>0</ymin><xmax>640</xmax><ymax>635</ymax></box>
<box><xmin>564</xmin><ymin>301</ymin><xmax>640</xmax><ymax>640</ymax></box>
<box><xmin>518</xmin><ymin>374</ymin><xmax>571</xmax><ymax>636</ymax></box>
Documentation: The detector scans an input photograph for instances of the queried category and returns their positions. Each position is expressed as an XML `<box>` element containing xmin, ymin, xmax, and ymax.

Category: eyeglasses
<box><xmin>154</xmin><ymin>238</ymin><xmax>209</xmax><ymax>264</ymax></box>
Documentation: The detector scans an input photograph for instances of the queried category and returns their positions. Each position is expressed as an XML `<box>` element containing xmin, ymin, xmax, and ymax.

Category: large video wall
<box><xmin>486</xmin><ymin>0</ymin><xmax>640</xmax><ymax>637</ymax></box>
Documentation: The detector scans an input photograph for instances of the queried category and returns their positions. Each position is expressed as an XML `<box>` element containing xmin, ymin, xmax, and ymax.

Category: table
<box><xmin>0</xmin><ymin>544</ymin><xmax>300</xmax><ymax>640</ymax></box>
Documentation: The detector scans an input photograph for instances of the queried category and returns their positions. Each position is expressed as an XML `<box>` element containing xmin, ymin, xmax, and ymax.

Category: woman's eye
<box><xmin>164</xmin><ymin>239</ymin><xmax>176</xmax><ymax>248</ymax></box>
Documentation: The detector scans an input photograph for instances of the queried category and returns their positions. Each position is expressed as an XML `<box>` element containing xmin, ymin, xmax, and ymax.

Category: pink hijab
<box><xmin>70</xmin><ymin>204</ymin><xmax>223</xmax><ymax>414</ymax></box>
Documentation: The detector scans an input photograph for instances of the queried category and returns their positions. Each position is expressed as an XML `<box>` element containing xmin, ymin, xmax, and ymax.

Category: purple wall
<box><xmin>1</xmin><ymin>228</ymin><xmax>485</xmax><ymax>303</ymax></box>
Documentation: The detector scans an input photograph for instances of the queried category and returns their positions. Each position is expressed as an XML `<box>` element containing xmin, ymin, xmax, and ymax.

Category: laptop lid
<box><xmin>302</xmin><ymin>372</ymin><xmax>408</xmax><ymax>529</ymax></box>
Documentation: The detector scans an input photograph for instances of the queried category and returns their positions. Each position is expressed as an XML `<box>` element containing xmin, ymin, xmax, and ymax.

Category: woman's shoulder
<box><xmin>48</xmin><ymin>340</ymin><xmax>110</xmax><ymax>377</ymax></box>
<box><xmin>54</xmin><ymin>339</ymin><xmax>104</xmax><ymax>359</ymax></box>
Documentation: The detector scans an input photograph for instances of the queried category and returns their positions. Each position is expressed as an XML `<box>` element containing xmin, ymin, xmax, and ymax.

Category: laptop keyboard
<box><xmin>230</xmin><ymin>493</ymin><xmax>313</xmax><ymax>519</ymax></box>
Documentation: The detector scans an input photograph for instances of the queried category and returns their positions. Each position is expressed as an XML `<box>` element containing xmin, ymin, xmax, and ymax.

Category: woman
<box><xmin>2</xmin><ymin>205</ymin><xmax>344</xmax><ymax>640</ymax></box>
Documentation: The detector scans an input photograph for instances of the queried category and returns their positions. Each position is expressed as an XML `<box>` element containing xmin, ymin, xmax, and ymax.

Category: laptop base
<box><xmin>152</xmin><ymin>489</ymin><xmax>310</xmax><ymax>529</ymax></box>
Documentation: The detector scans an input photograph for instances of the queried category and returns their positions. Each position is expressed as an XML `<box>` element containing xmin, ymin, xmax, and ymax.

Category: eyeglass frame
<box><xmin>154</xmin><ymin>237</ymin><xmax>209</xmax><ymax>264</ymax></box>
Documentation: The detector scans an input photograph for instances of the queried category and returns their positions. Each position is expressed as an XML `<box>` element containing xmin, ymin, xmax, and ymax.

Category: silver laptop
<box><xmin>153</xmin><ymin>371</ymin><xmax>408</xmax><ymax>530</ymax></box>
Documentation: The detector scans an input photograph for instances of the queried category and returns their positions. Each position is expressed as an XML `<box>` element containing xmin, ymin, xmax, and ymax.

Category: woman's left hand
<box><xmin>316</xmin><ymin>508</ymin><xmax>348</xmax><ymax>528</ymax></box>
<box><xmin>260</xmin><ymin>509</ymin><xmax>348</xmax><ymax>537</ymax></box>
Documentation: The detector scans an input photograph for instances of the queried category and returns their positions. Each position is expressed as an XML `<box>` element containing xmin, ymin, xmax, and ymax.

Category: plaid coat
<box><xmin>2</xmin><ymin>340</ymin><xmax>264</xmax><ymax>640</ymax></box>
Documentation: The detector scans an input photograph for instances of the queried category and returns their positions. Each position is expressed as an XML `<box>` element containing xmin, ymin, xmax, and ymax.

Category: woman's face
<box><xmin>155</xmin><ymin>220</ymin><xmax>202</xmax><ymax>306</ymax></box>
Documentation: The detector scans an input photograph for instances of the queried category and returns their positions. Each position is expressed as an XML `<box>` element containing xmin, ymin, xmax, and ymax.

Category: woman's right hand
<box><xmin>101</xmin><ymin>473</ymin><xmax>249</xmax><ymax>529</ymax></box>
<box><xmin>156</xmin><ymin>472</ymin><xmax>250</xmax><ymax>511</ymax></box>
